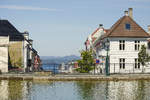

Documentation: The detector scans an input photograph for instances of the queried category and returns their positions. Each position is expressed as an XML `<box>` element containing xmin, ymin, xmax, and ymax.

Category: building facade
<box><xmin>86</xmin><ymin>8</ymin><xmax>150</xmax><ymax>74</ymax></box>
<box><xmin>0</xmin><ymin>19</ymin><xmax>40</xmax><ymax>73</ymax></box>
<box><xmin>0</xmin><ymin>36</ymin><xmax>9</xmax><ymax>72</ymax></box>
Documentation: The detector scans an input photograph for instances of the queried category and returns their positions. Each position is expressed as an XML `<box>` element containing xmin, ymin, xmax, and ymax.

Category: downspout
<box><xmin>23</xmin><ymin>39</ymin><xmax>26</xmax><ymax>72</ymax></box>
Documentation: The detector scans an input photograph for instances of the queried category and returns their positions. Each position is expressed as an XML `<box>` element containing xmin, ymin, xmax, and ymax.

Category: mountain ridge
<box><xmin>41</xmin><ymin>55</ymin><xmax>80</xmax><ymax>64</ymax></box>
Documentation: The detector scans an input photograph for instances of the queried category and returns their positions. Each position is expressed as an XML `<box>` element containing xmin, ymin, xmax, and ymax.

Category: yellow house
<box><xmin>0</xmin><ymin>19</ymin><xmax>39</xmax><ymax>72</ymax></box>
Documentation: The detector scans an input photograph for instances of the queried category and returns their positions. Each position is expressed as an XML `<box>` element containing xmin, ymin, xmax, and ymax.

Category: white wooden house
<box><xmin>87</xmin><ymin>8</ymin><xmax>150</xmax><ymax>74</ymax></box>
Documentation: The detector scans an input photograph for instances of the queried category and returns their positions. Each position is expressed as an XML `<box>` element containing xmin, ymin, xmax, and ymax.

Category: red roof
<box><xmin>92</xmin><ymin>37</ymin><xmax>97</xmax><ymax>43</ymax></box>
<box><xmin>91</xmin><ymin>28</ymin><xmax>100</xmax><ymax>36</ymax></box>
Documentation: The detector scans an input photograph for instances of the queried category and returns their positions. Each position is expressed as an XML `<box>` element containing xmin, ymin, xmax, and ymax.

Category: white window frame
<box><xmin>135</xmin><ymin>40</ymin><xmax>140</xmax><ymax>51</ymax></box>
<box><xmin>119</xmin><ymin>40</ymin><xmax>125</xmax><ymax>50</ymax></box>
<box><xmin>119</xmin><ymin>58</ymin><xmax>125</xmax><ymax>69</ymax></box>
<box><xmin>135</xmin><ymin>58</ymin><xmax>140</xmax><ymax>69</ymax></box>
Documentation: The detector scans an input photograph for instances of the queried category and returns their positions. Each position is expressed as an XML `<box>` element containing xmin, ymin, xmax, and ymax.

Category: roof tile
<box><xmin>105</xmin><ymin>16</ymin><xmax>150</xmax><ymax>38</ymax></box>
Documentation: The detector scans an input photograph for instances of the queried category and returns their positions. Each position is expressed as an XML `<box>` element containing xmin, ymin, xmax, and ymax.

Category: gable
<box><xmin>107</xmin><ymin>16</ymin><xmax>150</xmax><ymax>38</ymax></box>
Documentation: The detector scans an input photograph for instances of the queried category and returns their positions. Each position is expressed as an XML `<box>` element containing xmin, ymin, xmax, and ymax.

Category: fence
<box><xmin>2</xmin><ymin>49</ymin><xmax>150</xmax><ymax>75</ymax></box>
<box><xmin>40</xmin><ymin>63</ymin><xmax>60</xmax><ymax>74</ymax></box>
<box><xmin>40</xmin><ymin>63</ymin><xmax>96</xmax><ymax>75</ymax></box>
<box><xmin>38</xmin><ymin>63</ymin><xmax>150</xmax><ymax>75</ymax></box>
<box><xmin>108</xmin><ymin>63</ymin><xmax>150</xmax><ymax>74</ymax></box>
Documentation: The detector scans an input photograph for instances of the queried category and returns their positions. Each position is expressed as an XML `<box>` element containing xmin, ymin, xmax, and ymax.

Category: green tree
<box><xmin>76</xmin><ymin>49</ymin><xmax>95</xmax><ymax>73</ymax></box>
<box><xmin>138</xmin><ymin>45</ymin><xmax>150</xmax><ymax>66</ymax></box>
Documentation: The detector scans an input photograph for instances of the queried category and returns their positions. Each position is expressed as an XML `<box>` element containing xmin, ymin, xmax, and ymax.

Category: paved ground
<box><xmin>0</xmin><ymin>73</ymin><xmax>150</xmax><ymax>81</ymax></box>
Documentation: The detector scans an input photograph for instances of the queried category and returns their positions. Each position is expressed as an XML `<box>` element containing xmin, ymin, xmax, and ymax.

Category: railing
<box><xmin>39</xmin><ymin>63</ymin><xmax>97</xmax><ymax>75</ymax></box>
<box><xmin>40</xmin><ymin>63</ymin><xmax>60</xmax><ymax>75</ymax></box>
<box><xmin>108</xmin><ymin>63</ymin><xmax>150</xmax><ymax>74</ymax></box>
<box><xmin>2</xmin><ymin>60</ymin><xmax>150</xmax><ymax>75</ymax></box>
<box><xmin>39</xmin><ymin>63</ymin><xmax>150</xmax><ymax>75</ymax></box>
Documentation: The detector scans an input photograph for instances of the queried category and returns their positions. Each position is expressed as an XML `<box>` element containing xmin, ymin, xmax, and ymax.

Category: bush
<box><xmin>138</xmin><ymin>45</ymin><xmax>150</xmax><ymax>66</ymax></box>
<box><xmin>77</xmin><ymin>49</ymin><xmax>95</xmax><ymax>73</ymax></box>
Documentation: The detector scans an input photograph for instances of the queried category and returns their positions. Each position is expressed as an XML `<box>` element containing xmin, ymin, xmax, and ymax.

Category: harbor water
<box><xmin>0</xmin><ymin>79</ymin><xmax>150</xmax><ymax>100</ymax></box>
<box><xmin>41</xmin><ymin>64</ymin><xmax>60</xmax><ymax>73</ymax></box>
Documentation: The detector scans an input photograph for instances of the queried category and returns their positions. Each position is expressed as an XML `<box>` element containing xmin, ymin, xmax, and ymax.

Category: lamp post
<box><xmin>105</xmin><ymin>39</ymin><xmax>109</xmax><ymax>76</ymax></box>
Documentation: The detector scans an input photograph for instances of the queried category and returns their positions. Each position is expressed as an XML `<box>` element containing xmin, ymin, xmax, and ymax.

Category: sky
<box><xmin>0</xmin><ymin>0</ymin><xmax>150</xmax><ymax>56</ymax></box>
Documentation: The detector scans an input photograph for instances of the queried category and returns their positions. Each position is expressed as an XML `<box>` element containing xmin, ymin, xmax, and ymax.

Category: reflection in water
<box><xmin>0</xmin><ymin>80</ymin><xmax>8</xmax><ymax>100</ymax></box>
<box><xmin>0</xmin><ymin>80</ymin><xmax>150</xmax><ymax>100</ymax></box>
<box><xmin>76</xmin><ymin>81</ymin><xmax>95</xmax><ymax>100</ymax></box>
<box><xmin>8</xmin><ymin>80</ymin><xmax>24</xmax><ymax>100</ymax></box>
<box><xmin>29</xmin><ymin>81</ymin><xmax>79</xmax><ymax>100</ymax></box>
<box><xmin>75</xmin><ymin>81</ymin><xmax>150</xmax><ymax>100</ymax></box>
<box><xmin>107</xmin><ymin>80</ymin><xmax>150</xmax><ymax>100</ymax></box>
<box><xmin>0</xmin><ymin>80</ymin><xmax>32</xmax><ymax>100</ymax></box>
<box><xmin>75</xmin><ymin>81</ymin><xmax>110</xmax><ymax>100</ymax></box>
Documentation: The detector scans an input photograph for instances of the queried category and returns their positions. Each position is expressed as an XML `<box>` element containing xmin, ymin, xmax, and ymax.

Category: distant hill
<box><xmin>41</xmin><ymin>55</ymin><xmax>80</xmax><ymax>64</ymax></box>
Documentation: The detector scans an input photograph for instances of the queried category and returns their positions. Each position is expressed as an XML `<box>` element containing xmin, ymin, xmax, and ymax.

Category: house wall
<box><xmin>23</xmin><ymin>40</ymin><xmax>28</xmax><ymax>71</ymax></box>
<box><xmin>109</xmin><ymin>37</ymin><xmax>148</xmax><ymax>73</ymax></box>
<box><xmin>8</xmin><ymin>40</ymin><xmax>32</xmax><ymax>72</ymax></box>
<box><xmin>9</xmin><ymin>41</ymin><xmax>23</xmax><ymax>68</ymax></box>
<box><xmin>0</xmin><ymin>36</ymin><xmax>9</xmax><ymax>72</ymax></box>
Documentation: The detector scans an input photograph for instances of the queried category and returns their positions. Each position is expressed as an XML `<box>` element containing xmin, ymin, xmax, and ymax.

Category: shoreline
<box><xmin>1</xmin><ymin>74</ymin><xmax>150</xmax><ymax>81</ymax></box>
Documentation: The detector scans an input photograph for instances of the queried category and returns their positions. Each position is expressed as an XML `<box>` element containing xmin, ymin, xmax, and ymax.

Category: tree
<box><xmin>76</xmin><ymin>49</ymin><xmax>95</xmax><ymax>73</ymax></box>
<box><xmin>138</xmin><ymin>45</ymin><xmax>150</xmax><ymax>66</ymax></box>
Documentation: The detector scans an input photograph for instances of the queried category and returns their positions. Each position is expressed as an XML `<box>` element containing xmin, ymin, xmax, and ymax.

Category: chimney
<box><xmin>23</xmin><ymin>31</ymin><xmax>29</xmax><ymax>40</ymax></box>
<box><xmin>29</xmin><ymin>39</ymin><xmax>33</xmax><ymax>45</ymax></box>
<box><xmin>148</xmin><ymin>25</ymin><xmax>150</xmax><ymax>34</ymax></box>
<box><xmin>124</xmin><ymin>11</ymin><xmax>128</xmax><ymax>16</ymax></box>
<box><xmin>128</xmin><ymin>8</ymin><xmax>133</xmax><ymax>18</ymax></box>
<box><xmin>99</xmin><ymin>24</ymin><xmax>103</xmax><ymax>28</ymax></box>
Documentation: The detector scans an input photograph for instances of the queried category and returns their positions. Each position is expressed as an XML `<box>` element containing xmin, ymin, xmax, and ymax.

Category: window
<box><xmin>119</xmin><ymin>58</ymin><xmax>125</xmax><ymax>69</ymax></box>
<box><xmin>125</xmin><ymin>23</ymin><xmax>131</xmax><ymax>30</ymax></box>
<box><xmin>135</xmin><ymin>41</ymin><xmax>140</xmax><ymax>50</ymax></box>
<box><xmin>119</xmin><ymin>40</ymin><xmax>125</xmax><ymax>50</ymax></box>
<box><xmin>135</xmin><ymin>59</ymin><xmax>140</xmax><ymax>69</ymax></box>
<box><xmin>148</xmin><ymin>42</ymin><xmax>150</xmax><ymax>49</ymax></box>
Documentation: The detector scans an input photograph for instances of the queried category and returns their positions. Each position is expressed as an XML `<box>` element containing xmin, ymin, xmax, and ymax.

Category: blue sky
<box><xmin>0</xmin><ymin>0</ymin><xmax>150</xmax><ymax>56</ymax></box>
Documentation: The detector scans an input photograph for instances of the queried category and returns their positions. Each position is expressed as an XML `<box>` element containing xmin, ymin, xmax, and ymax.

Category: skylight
<box><xmin>125</xmin><ymin>23</ymin><xmax>131</xmax><ymax>30</ymax></box>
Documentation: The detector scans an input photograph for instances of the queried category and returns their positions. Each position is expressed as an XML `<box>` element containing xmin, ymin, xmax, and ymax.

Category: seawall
<box><xmin>1</xmin><ymin>74</ymin><xmax>150</xmax><ymax>81</ymax></box>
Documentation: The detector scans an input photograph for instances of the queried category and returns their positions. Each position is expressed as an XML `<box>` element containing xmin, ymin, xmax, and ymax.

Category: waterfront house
<box><xmin>0</xmin><ymin>19</ymin><xmax>40</xmax><ymax>72</ymax></box>
<box><xmin>22</xmin><ymin>31</ymin><xmax>41</xmax><ymax>72</ymax></box>
<box><xmin>85</xmin><ymin>25</ymin><xmax>109</xmax><ymax>74</ymax></box>
<box><xmin>86</xmin><ymin>8</ymin><xmax>150</xmax><ymax>74</ymax></box>
<box><xmin>85</xmin><ymin>24</ymin><xmax>106</xmax><ymax>51</ymax></box>
<box><xmin>0</xmin><ymin>36</ymin><xmax>9</xmax><ymax>72</ymax></box>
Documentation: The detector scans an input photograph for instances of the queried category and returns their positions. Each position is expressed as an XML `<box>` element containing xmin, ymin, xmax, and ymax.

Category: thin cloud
<box><xmin>0</xmin><ymin>5</ymin><xmax>61</xmax><ymax>11</ymax></box>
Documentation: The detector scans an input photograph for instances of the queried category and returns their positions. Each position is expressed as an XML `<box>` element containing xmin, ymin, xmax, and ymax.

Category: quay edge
<box><xmin>1</xmin><ymin>74</ymin><xmax>150</xmax><ymax>81</ymax></box>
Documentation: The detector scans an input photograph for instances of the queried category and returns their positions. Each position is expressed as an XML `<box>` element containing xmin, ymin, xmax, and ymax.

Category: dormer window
<box><xmin>125</xmin><ymin>23</ymin><xmax>131</xmax><ymax>30</ymax></box>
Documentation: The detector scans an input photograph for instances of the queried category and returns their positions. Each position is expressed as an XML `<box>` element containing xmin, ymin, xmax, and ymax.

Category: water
<box><xmin>0</xmin><ymin>80</ymin><xmax>150</xmax><ymax>100</ymax></box>
<box><xmin>41</xmin><ymin>64</ymin><xmax>60</xmax><ymax>73</ymax></box>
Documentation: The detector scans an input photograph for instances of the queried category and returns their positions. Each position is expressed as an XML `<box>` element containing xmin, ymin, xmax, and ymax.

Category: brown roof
<box><xmin>103</xmin><ymin>16</ymin><xmax>150</xmax><ymax>38</ymax></box>
<box><xmin>104</xmin><ymin>29</ymin><xmax>110</xmax><ymax>33</ymax></box>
